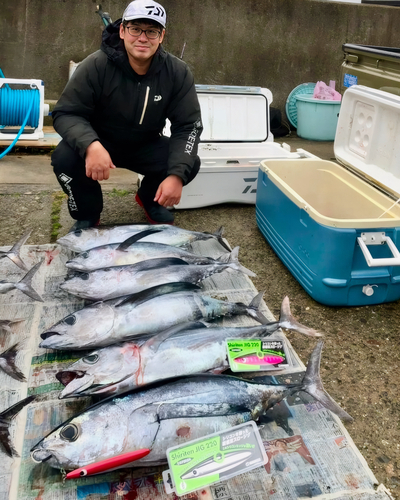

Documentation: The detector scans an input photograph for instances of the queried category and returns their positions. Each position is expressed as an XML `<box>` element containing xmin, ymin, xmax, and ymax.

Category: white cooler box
<box><xmin>140</xmin><ymin>85</ymin><xmax>312</xmax><ymax>209</ymax></box>
<box><xmin>177</xmin><ymin>85</ymin><xmax>313</xmax><ymax>209</ymax></box>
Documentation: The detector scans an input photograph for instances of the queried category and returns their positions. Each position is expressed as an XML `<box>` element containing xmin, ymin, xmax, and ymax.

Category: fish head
<box><xmin>39</xmin><ymin>302</ymin><xmax>116</xmax><ymax>350</ymax></box>
<box><xmin>57</xmin><ymin>229</ymin><xmax>101</xmax><ymax>253</ymax></box>
<box><xmin>59</xmin><ymin>271</ymin><xmax>107</xmax><ymax>300</ymax></box>
<box><xmin>56</xmin><ymin>342</ymin><xmax>141</xmax><ymax>398</ymax></box>
<box><xmin>65</xmin><ymin>248</ymin><xmax>113</xmax><ymax>272</ymax></box>
<box><xmin>30</xmin><ymin>404</ymin><xmax>128</xmax><ymax>470</ymax></box>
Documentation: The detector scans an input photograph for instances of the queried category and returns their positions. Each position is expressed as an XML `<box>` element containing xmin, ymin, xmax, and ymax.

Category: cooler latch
<box><xmin>357</xmin><ymin>232</ymin><xmax>400</xmax><ymax>267</ymax></box>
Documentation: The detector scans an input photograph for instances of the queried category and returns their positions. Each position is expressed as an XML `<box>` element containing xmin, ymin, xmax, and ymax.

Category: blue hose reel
<box><xmin>0</xmin><ymin>73</ymin><xmax>48</xmax><ymax>158</ymax></box>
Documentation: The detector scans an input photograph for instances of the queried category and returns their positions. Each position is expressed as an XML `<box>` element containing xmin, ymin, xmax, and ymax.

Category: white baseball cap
<box><xmin>122</xmin><ymin>0</ymin><xmax>167</xmax><ymax>28</ymax></box>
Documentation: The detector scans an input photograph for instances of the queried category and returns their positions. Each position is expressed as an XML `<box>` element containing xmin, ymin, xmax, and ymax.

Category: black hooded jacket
<box><xmin>52</xmin><ymin>20</ymin><xmax>203</xmax><ymax>184</ymax></box>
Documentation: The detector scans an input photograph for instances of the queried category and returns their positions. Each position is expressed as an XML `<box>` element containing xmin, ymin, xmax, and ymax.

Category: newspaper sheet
<box><xmin>0</xmin><ymin>239</ymin><xmax>392</xmax><ymax>500</ymax></box>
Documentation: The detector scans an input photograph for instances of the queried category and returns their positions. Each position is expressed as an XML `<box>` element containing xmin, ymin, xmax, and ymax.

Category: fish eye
<box><xmin>64</xmin><ymin>315</ymin><xmax>76</xmax><ymax>326</ymax></box>
<box><xmin>81</xmin><ymin>273</ymin><xmax>90</xmax><ymax>280</ymax></box>
<box><xmin>83</xmin><ymin>354</ymin><xmax>99</xmax><ymax>364</ymax></box>
<box><xmin>74</xmin><ymin>230</ymin><xmax>83</xmax><ymax>237</ymax></box>
<box><xmin>81</xmin><ymin>252</ymin><xmax>89</xmax><ymax>259</ymax></box>
<box><xmin>60</xmin><ymin>423</ymin><xmax>80</xmax><ymax>442</ymax></box>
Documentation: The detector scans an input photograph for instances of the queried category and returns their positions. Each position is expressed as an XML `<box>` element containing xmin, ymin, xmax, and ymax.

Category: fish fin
<box><xmin>212</xmin><ymin>226</ymin><xmax>231</xmax><ymax>252</ymax></box>
<box><xmin>142</xmin><ymin>321</ymin><xmax>209</xmax><ymax>354</ymax></box>
<box><xmin>226</xmin><ymin>247</ymin><xmax>256</xmax><ymax>277</ymax></box>
<box><xmin>116</xmin><ymin>229</ymin><xmax>163</xmax><ymax>251</ymax></box>
<box><xmin>115</xmin><ymin>282</ymin><xmax>201</xmax><ymax>307</ymax></box>
<box><xmin>14</xmin><ymin>260</ymin><xmax>44</xmax><ymax>302</ymax></box>
<box><xmin>278</xmin><ymin>296</ymin><xmax>323</xmax><ymax>337</ymax></box>
<box><xmin>243</xmin><ymin>291</ymin><xmax>271</xmax><ymax>324</ymax></box>
<box><xmin>300</xmin><ymin>342</ymin><xmax>353</xmax><ymax>422</ymax></box>
<box><xmin>0</xmin><ymin>343</ymin><xmax>26</xmax><ymax>382</ymax></box>
<box><xmin>0</xmin><ymin>395</ymin><xmax>36</xmax><ymax>457</ymax></box>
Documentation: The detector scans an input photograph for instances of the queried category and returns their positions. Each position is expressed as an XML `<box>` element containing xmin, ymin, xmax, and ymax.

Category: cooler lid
<box><xmin>195</xmin><ymin>85</ymin><xmax>273</xmax><ymax>143</ymax></box>
<box><xmin>334</xmin><ymin>85</ymin><xmax>400</xmax><ymax>199</ymax></box>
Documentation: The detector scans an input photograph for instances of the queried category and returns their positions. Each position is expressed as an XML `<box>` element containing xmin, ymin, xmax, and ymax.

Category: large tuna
<box><xmin>65</xmin><ymin>235</ymin><xmax>232</xmax><ymax>272</ymax></box>
<box><xmin>55</xmin><ymin>298</ymin><xmax>322</xmax><ymax>399</ymax></box>
<box><xmin>30</xmin><ymin>342</ymin><xmax>352</xmax><ymax>471</ymax></box>
<box><xmin>39</xmin><ymin>283</ymin><xmax>271</xmax><ymax>351</ymax></box>
<box><xmin>57</xmin><ymin>225</ymin><xmax>230</xmax><ymax>253</ymax></box>
<box><xmin>60</xmin><ymin>250</ymin><xmax>255</xmax><ymax>301</ymax></box>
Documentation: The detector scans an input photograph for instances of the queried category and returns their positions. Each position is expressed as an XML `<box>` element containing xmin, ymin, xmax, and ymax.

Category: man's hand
<box><xmin>85</xmin><ymin>141</ymin><xmax>116</xmax><ymax>181</ymax></box>
<box><xmin>154</xmin><ymin>175</ymin><xmax>183</xmax><ymax>207</ymax></box>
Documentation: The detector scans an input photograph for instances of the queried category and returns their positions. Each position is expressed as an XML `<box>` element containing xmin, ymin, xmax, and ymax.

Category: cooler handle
<box><xmin>357</xmin><ymin>232</ymin><xmax>400</xmax><ymax>267</ymax></box>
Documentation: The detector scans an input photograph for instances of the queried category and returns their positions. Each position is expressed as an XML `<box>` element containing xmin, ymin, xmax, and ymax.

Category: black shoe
<box><xmin>135</xmin><ymin>192</ymin><xmax>174</xmax><ymax>225</ymax></box>
<box><xmin>69</xmin><ymin>218</ymin><xmax>100</xmax><ymax>233</ymax></box>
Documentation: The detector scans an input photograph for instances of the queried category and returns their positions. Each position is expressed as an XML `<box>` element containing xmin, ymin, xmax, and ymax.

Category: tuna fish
<box><xmin>55</xmin><ymin>298</ymin><xmax>322</xmax><ymax>398</ymax></box>
<box><xmin>0</xmin><ymin>261</ymin><xmax>43</xmax><ymax>302</ymax></box>
<box><xmin>30</xmin><ymin>342</ymin><xmax>352</xmax><ymax>471</ymax></box>
<box><xmin>57</xmin><ymin>225</ymin><xmax>230</xmax><ymax>253</ymax></box>
<box><xmin>0</xmin><ymin>343</ymin><xmax>26</xmax><ymax>382</ymax></box>
<box><xmin>0</xmin><ymin>228</ymin><xmax>32</xmax><ymax>271</ymax></box>
<box><xmin>59</xmin><ymin>250</ymin><xmax>255</xmax><ymax>302</ymax></box>
<box><xmin>65</xmin><ymin>234</ymin><xmax>232</xmax><ymax>272</ymax></box>
<box><xmin>1</xmin><ymin>395</ymin><xmax>36</xmax><ymax>457</ymax></box>
<box><xmin>39</xmin><ymin>283</ymin><xmax>272</xmax><ymax>350</ymax></box>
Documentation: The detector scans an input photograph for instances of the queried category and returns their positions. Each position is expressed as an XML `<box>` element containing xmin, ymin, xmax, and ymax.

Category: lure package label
<box><xmin>226</xmin><ymin>338</ymin><xmax>290</xmax><ymax>372</ymax></box>
<box><xmin>163</xmin><ymin>421</ymin><xmax>268</xmax><ymax>496</ymax></box>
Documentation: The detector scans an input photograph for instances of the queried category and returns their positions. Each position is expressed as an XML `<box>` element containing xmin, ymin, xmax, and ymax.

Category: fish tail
<box><xmin>14</xmin><ymin>261</ymin><xmax>44</xmax><ymax>302</ymax></box>
<box><xmin>0</xmin><ymin>229</ymin><xmax>32</xmax><ymax>271</ymax></box>
<box><xmin>278</xmin><ymin>296</ymin><xmax>322</xmax><ymax>337</ymax></box>
<box><xmin>299</xmin><ymin>342</ymin><xmax>353</xmax><ymax>422</ymax></box>
<box><xmin>226</xmin><ymin>247</ymin><xmax>256</xmax><ymax>277</ymax></box>
<box><xmin>0</xmin><ymin>395</ymin><xmax>36</xmax><ymax>457</ymax></box>
<box><xmin>0</xmin><ymin>343</ymin><xmax>26</xmax><ymax>382</ymax></box>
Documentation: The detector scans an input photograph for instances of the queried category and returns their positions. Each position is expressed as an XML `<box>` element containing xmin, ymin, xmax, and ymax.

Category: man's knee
<box><xmin>52</xmin><ymin>140</ymin><xmax>84</xmax><ymax>177</ymax></box>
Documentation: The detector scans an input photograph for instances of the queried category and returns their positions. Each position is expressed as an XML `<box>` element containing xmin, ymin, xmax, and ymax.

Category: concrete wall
<box><xmin>1</xmin><ymin>0</ymin><xmax>400</xmax><ymax>116</ymax></box>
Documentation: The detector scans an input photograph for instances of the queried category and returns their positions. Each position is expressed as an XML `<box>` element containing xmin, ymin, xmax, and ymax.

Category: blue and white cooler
<box><xmin>256</xmin><ymin>85</ymin><xmax>400</xmax><ymax>306</ymax></box>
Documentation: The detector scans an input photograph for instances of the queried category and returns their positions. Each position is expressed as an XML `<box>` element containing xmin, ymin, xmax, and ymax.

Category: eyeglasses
<box><xmin>126</xmin><ymin>26</ymin><xmax>161</xmax><ymax>39</ymax></box>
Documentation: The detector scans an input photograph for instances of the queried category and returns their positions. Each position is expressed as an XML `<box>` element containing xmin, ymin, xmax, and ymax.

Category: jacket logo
<box><xmin>154</xmin><ymin>95</ymin><xmax>162</xmax><ymax>102</ymax></box>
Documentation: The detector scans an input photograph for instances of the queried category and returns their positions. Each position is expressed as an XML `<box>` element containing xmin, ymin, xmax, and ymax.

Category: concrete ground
<box><xmin>1</xmin><ymin>133</ymin><xmax>400</xmax><ymax>497</ymax></box>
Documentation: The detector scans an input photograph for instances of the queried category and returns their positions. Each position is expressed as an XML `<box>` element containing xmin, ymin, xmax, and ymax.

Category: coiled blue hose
<box><xmin>0</xmin><ymin>68</ymin><xmax>40</xmax><ymax>159</ymax></box>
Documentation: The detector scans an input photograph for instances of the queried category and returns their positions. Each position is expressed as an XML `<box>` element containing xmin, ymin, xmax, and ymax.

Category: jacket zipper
<box><xmin>139</xmin><ymin>86</ymin><xmax>150</xmax><ymax>125</ymax></box>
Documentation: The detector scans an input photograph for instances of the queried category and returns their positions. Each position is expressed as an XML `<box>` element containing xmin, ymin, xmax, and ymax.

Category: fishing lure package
<box><xmin>226</xmin><ymin>335</ymin><xmax>292</xmax><ymax>372</ymax></box>
<box><xmin>163</xmin><ymin>421</ymin><xmax>268</xmax><ymax>496</ymax></box>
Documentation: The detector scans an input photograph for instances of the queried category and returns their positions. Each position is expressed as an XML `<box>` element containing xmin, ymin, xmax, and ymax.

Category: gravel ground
<box><xmin>0</xmin><ymin>151</ymin><xmax>399</xmax><ymax>497</ymax></box>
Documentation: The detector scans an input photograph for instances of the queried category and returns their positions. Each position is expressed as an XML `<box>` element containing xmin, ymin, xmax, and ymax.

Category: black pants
<box><xmin>51</xmin><ymin>136</ymin><xmax>200</xmax><ymax>220</ymax></box>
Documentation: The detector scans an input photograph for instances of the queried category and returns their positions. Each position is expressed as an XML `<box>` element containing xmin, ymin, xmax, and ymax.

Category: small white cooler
<box><xmin>139</xmin><ymin>85</ymin><xmax>313</xmax><ymax>209</ymax></box>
